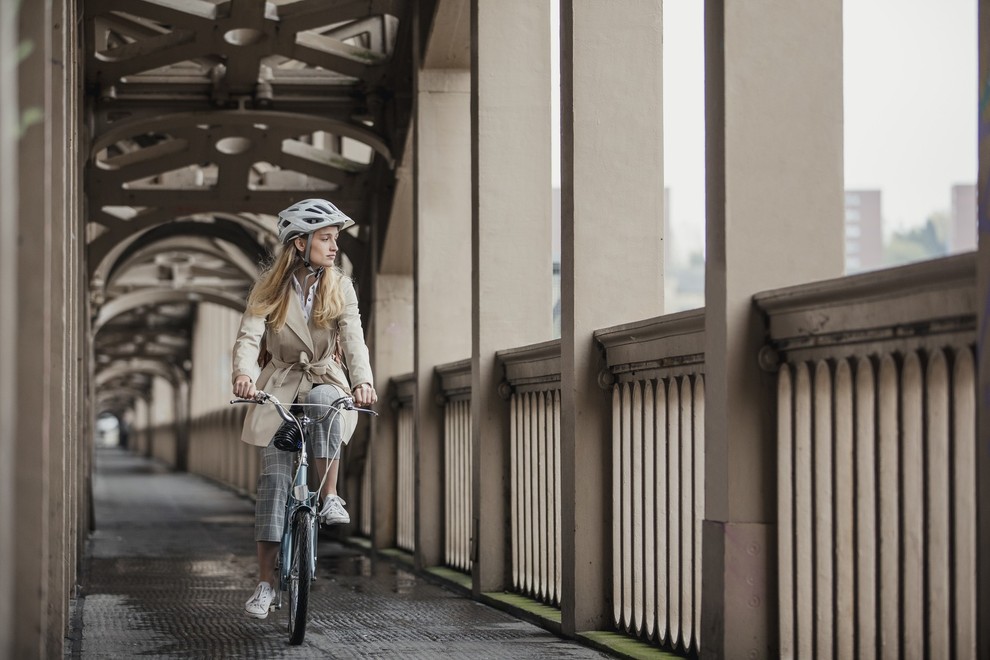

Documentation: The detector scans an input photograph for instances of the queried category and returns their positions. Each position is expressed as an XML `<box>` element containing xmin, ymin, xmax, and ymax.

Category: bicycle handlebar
<box><xmin>229</xmin><ymin>391</ymin><xmax>378</xmax><ymax>423</ymax></box>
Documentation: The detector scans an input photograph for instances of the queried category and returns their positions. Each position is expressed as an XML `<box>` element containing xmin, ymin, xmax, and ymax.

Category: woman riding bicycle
<box><xmin>230</xmin><ymin>198</ymin><xmax>378</xmax><ymax>619</ymax></box>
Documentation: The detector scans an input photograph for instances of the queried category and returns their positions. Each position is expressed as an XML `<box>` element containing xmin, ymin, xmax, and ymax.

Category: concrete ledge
<box><xmin>426</xmin><ymin>566</ymin><xmax>472</xmax><ymax>593</ymax></box>
<box><xmin>577</xmin><ymin>631</ymin><xmax>685</xmax><ymax>660</ymax></box>
<box><xmin>388</xmin><ymin>373</ymin><xmax>415</xmax><ymax>406</ymax></box>
<box><xmin>435</xmin><ymin>358</ymin><xmax>472</xmax><ymax>400</ymax></box>
<box><xmin>594</xmin><ymin>309</ymin><xmax>705</xmax><ymax>382</ymax></box>
<box><xmin>377</xmin><ymin>547</ymin><xmax>415</xmax><ymax>568</ymax></box>
<box><xmin>348</xmin><ymin>536</ymin><xmax>372</xmax><ymax>551</ymax></box>
<box><xmin>478</xmin><ymin>591</ymin><xmax>562</xmax><ymax>636</ymax></box>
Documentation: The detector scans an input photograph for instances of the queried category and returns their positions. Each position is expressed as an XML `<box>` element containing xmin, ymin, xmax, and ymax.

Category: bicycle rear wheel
<box><xmin>287</xmin><ymin>509</ymin><xmax>315</xmax><ymax>645</ymax></box>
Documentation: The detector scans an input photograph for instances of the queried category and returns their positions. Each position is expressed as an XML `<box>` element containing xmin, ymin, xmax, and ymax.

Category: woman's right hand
<box><xmin>233</xmin><ymin>375</ymin><xmax>257</xmax><ymax>400</ymax></box>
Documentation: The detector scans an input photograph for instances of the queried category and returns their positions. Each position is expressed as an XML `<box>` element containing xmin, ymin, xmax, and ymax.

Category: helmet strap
<box><xmin>295</xmin><ymin>232</ymin><xmax>315</xmax><ymax>269</ymax></box>
<box><xmin>296</xmin><ymin>232</ymin><xmax>324</xmax><ymax>278</ymax></box>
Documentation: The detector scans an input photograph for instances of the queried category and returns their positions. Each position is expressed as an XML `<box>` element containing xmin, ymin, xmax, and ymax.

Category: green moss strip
<box><xmin>426</xmin><ymin>566</ymin><xmax>472</xmax><ymax>590</ymax></box>
<box><xmin>377</xmin><ymin>547</ymin><xmax>415</xmax><ymax>566</ymax></box>
<box><xmin>577</xmin><ymin>631</ymin><xmax>685</xmax><ymax>660</ymax></box>
<box><xmin>481</xmin><ymin>591</ymin><xmax>562</xmax><ymax>625</ymax></box>
<box><xmin>347</xmin><ymin>536</ymin><xmax>372</xmax><ymax>550</ymax></box>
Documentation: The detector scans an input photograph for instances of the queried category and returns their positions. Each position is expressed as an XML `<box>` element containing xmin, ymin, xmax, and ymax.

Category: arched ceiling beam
<box><xmin>90</xmin><ymin>111</ymin><xmax>393</xmax><ymax>166</ymax></box>
<box><xmin>97</xmin><ymin>388</ymin><xmax>145</xmax><ymax>403</ymax></box>
<box><xmin>94</xmin><ymin>287</ymin><xmax>246</xmax><ymax>333</ymax></box>
<box><xmin>90</xmin><ymin>214</ymin><xmax>272</xmax><ymax>283</ymax></box>
<box><xmin>106</xmin><ymin>235</ymin><xmax>258</xmax><ymax>291</ymax></box>
<box><xmin>96</xmin><ymin>357</ymin><xmax>185</xmax><ymax>388</ymax></box>
<box><xmin>94</xmin><ymin>333</ymin><xmax>190</xmax><ymax>365</ymax></box>
<box><xmin>90</xmin><ymin>214</ymin><xmax>366</xmax><ymax>296</ymax></box>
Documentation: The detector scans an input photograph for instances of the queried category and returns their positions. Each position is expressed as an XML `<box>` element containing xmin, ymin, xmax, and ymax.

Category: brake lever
<box><xmin>348</xmin><ymin>404</ymin><xmax>378</xmax><ymax>416</ymax></box>
<box><xmin>229</xmin><ymin>391</ymin><xmax>270</xmax><ymax>405</ymax></box>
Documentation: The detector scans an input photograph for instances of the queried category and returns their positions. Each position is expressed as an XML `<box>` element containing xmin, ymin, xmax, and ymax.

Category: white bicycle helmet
<box><xmin>276</xmin><ymin>198</ymin><xmax>355</xmax><ymax>269</ymax></box>
<box><xmin>276</xmin><ymin>198</ymin><xmax>355</xmax><ymax>244</ymax></box>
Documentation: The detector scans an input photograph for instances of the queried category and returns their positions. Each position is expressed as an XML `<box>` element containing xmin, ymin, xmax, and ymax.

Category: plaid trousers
<box><xmin>254</xmin><ymin>384</ymin><xmax>345</xmax><ymax>542</ymax></box>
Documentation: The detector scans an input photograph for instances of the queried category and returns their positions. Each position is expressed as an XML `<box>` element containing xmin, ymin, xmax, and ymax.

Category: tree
<box><xmin>884</xmin><ymin>214</ymin><xmax>947</xmax><ymax>266</ymax></box>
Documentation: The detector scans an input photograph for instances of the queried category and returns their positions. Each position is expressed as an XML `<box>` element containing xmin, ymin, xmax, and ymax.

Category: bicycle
<box><xmin>231</xmin><ymin>390</ymin><xmax>377</xmax><ymax>645</ymax></box>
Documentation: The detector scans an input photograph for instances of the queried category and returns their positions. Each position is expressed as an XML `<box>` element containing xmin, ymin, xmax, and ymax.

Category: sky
<box><xmin>550</xmin><ymin>0</ymin><xmax>978</xmax><ymax>262</ymax></box>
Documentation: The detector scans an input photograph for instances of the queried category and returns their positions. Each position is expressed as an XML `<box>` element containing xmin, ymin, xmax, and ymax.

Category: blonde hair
<box><xmin>246</xmin><ymin>244</ymin><xmax>347</xmax><ymax>332</ymax></box>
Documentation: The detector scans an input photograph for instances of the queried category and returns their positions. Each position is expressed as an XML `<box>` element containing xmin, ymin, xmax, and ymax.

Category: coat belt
<box><xmin>270</xmin><ymin>353</ymin><xmax>333</xmax><ymax>389</ymax></box>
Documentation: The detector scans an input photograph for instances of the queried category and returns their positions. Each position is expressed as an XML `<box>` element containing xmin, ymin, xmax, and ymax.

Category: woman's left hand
<box><xmin>353</xmin><ymin>383</ymin><xmax>377</xmax><ymax>407</ymax></box>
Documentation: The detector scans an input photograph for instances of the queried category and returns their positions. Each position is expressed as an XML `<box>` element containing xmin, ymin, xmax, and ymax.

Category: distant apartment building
<box><xmin>844</xmin><ymin>189</ymin><xmax>884</xmax><ymax>273</ymax></box>
<box><xmin>950</xmin><ymin>183</ymin><xmax>977</xmax><ymax>252</ymax></box>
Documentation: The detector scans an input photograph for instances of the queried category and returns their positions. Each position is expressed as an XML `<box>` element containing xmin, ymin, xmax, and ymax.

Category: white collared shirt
<box><xmin>291</xmin><ymin>271</ymin><xmax>321</xmax><ymax>322</ymax></box>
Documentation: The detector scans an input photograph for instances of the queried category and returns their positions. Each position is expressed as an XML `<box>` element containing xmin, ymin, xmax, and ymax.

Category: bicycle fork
<box><xmin>276</xmin><ymin>478</ymin><xmax>319</xmax><ymax>608</ymax></box>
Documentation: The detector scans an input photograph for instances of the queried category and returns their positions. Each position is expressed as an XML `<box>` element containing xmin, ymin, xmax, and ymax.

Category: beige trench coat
<box><xmin>231</xmin><ymin>275</ymin><xmax>374</xmax><ymax>447</ymax></box>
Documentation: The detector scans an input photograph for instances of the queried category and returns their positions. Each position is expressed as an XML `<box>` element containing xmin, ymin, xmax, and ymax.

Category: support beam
<box><xmin>977</xmin><ymin>1</ymin><xmax>990</xmax><ymax>657</ymax></box>
<box><xmin>471</xmin><ymin>0</ymin><xmax>552</xmax><ymax>594</ymax></box>
<box><xmin>173</xmin><ymin>380</ymin><xmax>190</xmax><ymax>471</ymax></box>
<box><xmin>558</xmin><ymin>0</ymin><xmax>664</xmax><ymax>635</ymax></box>
<box><xmin>414</xmin><ymin>65</ymin><xmax>472</xmax><ymax>569</ymax></box>
<box><xmin>702</xmin><ymin>1</ymin><xmax>843</xmax><ymax>657</ymax></box>
<box><xmin>0</xmin><ymin>0</ymin><xmax>19</xmax><ymax>654</ymax></box>
<box><xmin>14</xmin><ymin>0</ymin><xmax>57</xmax><ymax>655</ymax></box>
<box><xmin>371</xmin><ymin>274</ymin><xmax>413</xmax><ymax>550</ymax></box>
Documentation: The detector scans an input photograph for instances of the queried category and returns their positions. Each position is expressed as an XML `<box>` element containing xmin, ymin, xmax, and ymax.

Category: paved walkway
<box><xmin>68</xmin><ymin>447</ymin><xmax>611</xmax><ymax>659</ymax></box>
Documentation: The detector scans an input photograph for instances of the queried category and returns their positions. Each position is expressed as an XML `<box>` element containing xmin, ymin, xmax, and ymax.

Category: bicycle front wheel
<box><xmin>287</xmin><ymin>509</ymin><xmax>315</xmax><ymax>645</ymax></box>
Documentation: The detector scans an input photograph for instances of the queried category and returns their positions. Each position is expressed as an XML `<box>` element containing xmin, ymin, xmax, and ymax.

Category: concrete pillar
<box><xmin>47</xmin><ymin>0</ymin><xmax>68</xmax><ymax>646</ymax></box>
<box><xmin>701</xmin><ymin>1</ymin><xmax>843</xmax><ymax>657</ymax></box>
<box><xmin>558</xmin><ymin>0</ymin><xmax>664</xmax><ymax>634</ymax></box>
<box><xmin>15</xmin><ymin>0</ymin><xmax>54</xmax><ymax>655</ymax></box>
<box><xmin>413</xmin><ymin>56</ymin><xmax>472</xmax><ymax>566</ymax></box>
<box><xmin>0</xmin><ymin>0</ymin><xmax>19</xmax><ymax>653</ymax></box>
<box><xmin>174</xmin><ymin>379</ymin><xmax>190</xmax><ymax>471</ymax></box>
<box><xmin>976</xmin><ymin>1</ymin><xmax>990</xmax><ymax>656</ymax></box>
<box><xmin>371</xmin><ymin>273</ymin><xmax>413</xmax><ymax>549</ymax></box>
<box><xmin>401</xmin><ymin>0</ymin><xmax>471</xmax><ymax>566</ymax></box>
<box><xmin>471</xmin><ymin>0</ymin><xmax>553</xmax><ymax>594</ymax></box>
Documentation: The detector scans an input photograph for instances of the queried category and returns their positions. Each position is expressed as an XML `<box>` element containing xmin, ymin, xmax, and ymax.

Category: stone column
<box><xmin>558</xmin><ymin>0</ymin><xmax>664</xmax><ymax>634</ymax></box>
<box><xmin>14</xmin><ymin>0</ymin><xmax>55</xmax><ymax>655</ymax></box>
<box><xmin>371</xmin><ymin>272</ymin><xmax>413</xmax><ymax>549</ymax></box>
<box><xmin>702</xmin><ymin>1</ymin><xmax>843</xmax><ymax>657</ymax></box>
<box><xmin>977</xmin><ymin>1</ymin><xmax>990</xmax><ymax>656</ymax></box>
<box><xmin>471</xmin><ymin>0</ymin><xmax>552</xmax><ymax>594</ymax></box>
<box><xmin>0</xmin><ymin>0</ymin><xmax>19</xmax><ymax>654</ymax></box>
<box><xmin>174</xmin><ymin>378</ymin><xmax>191</xmax><ymax>471</ymax></box>
<box><xmin>413</xmin><ymin>64</ymin><xmax>472</xmax><ymax>568</ymax></box>
<box><xmin>46</xmin><ymin>0</ymin><xmax>72</xmax><ymax>647</ymax></box>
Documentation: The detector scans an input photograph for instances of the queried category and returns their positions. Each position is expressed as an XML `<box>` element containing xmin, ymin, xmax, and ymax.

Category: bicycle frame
<box><xmin>231</xmin><ymin>389</ymin><xmax>376</xmax><ymax>643</ymax></box>
<box><xmin>232</xmin><ymin>397</ymin><xmax>372</xmax><ymax>576</ymax></box>
<box><xmin>275</xmin><ymin>407</ymin><xmax>325</xmax><ymax>601</ymax></box>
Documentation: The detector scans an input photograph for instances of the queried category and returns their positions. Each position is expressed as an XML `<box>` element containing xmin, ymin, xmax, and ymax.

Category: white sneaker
<box><xmin>244</xmin><ymin>581</ymin><xmax>275</xmax><ymax>619</ymax></box>
<box><xmin>319</xmin><ymin>495</ymin><xmax>350</xmax><ymax>525</ymax></box>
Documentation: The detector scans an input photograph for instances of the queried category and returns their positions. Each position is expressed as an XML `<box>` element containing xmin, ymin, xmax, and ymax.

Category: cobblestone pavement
<box><xmin>68</xmin><ymin>448</ymin><xmax>611</xmax><ymax>659</ymax></box>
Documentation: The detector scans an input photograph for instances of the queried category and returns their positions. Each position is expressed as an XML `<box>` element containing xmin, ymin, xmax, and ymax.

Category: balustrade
<box><xmin>437</xmin><ymin>359</ymin><xmax>473</xmax><ymax>573</ymax></box>
<box><xmin>756</xmin><ymin>254</ymin><xmax>977</xmax><ymax>660</ymax></box>
<box><xmin>596</xmin><ymin>310</ymin><xmax>705</xmax><ymax>654</ymax></box>
<box><xmin>360</xmin><ymin>449</ymin><xmax>372</xmax><ymax>537</ymax></box>
<box><xmin>497</xmin><ymin>341</ymin><xmax>563</xmax><ymax>607</ymax></box>
<box><xmin>186</xmin><ymin>406</ymin><xmax>252</xmax><ymax>496</ymax></box>
<box><xmin>392</xmin><ymin>373</ymin><xmax>416</xmax><ymax>553</ymax></box>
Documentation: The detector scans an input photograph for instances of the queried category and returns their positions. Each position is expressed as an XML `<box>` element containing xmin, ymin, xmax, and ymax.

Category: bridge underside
<box><xmin>86</xmin><ymin>0</ymin><xmax>415</xmax><ymax>420</ymax></box>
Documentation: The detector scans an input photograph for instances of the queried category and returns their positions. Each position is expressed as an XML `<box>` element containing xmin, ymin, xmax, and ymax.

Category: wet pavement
<box><xmin>68</xmin><ymin>447</ymin><xmax>612</xmax><ymax>659</ymax></box>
